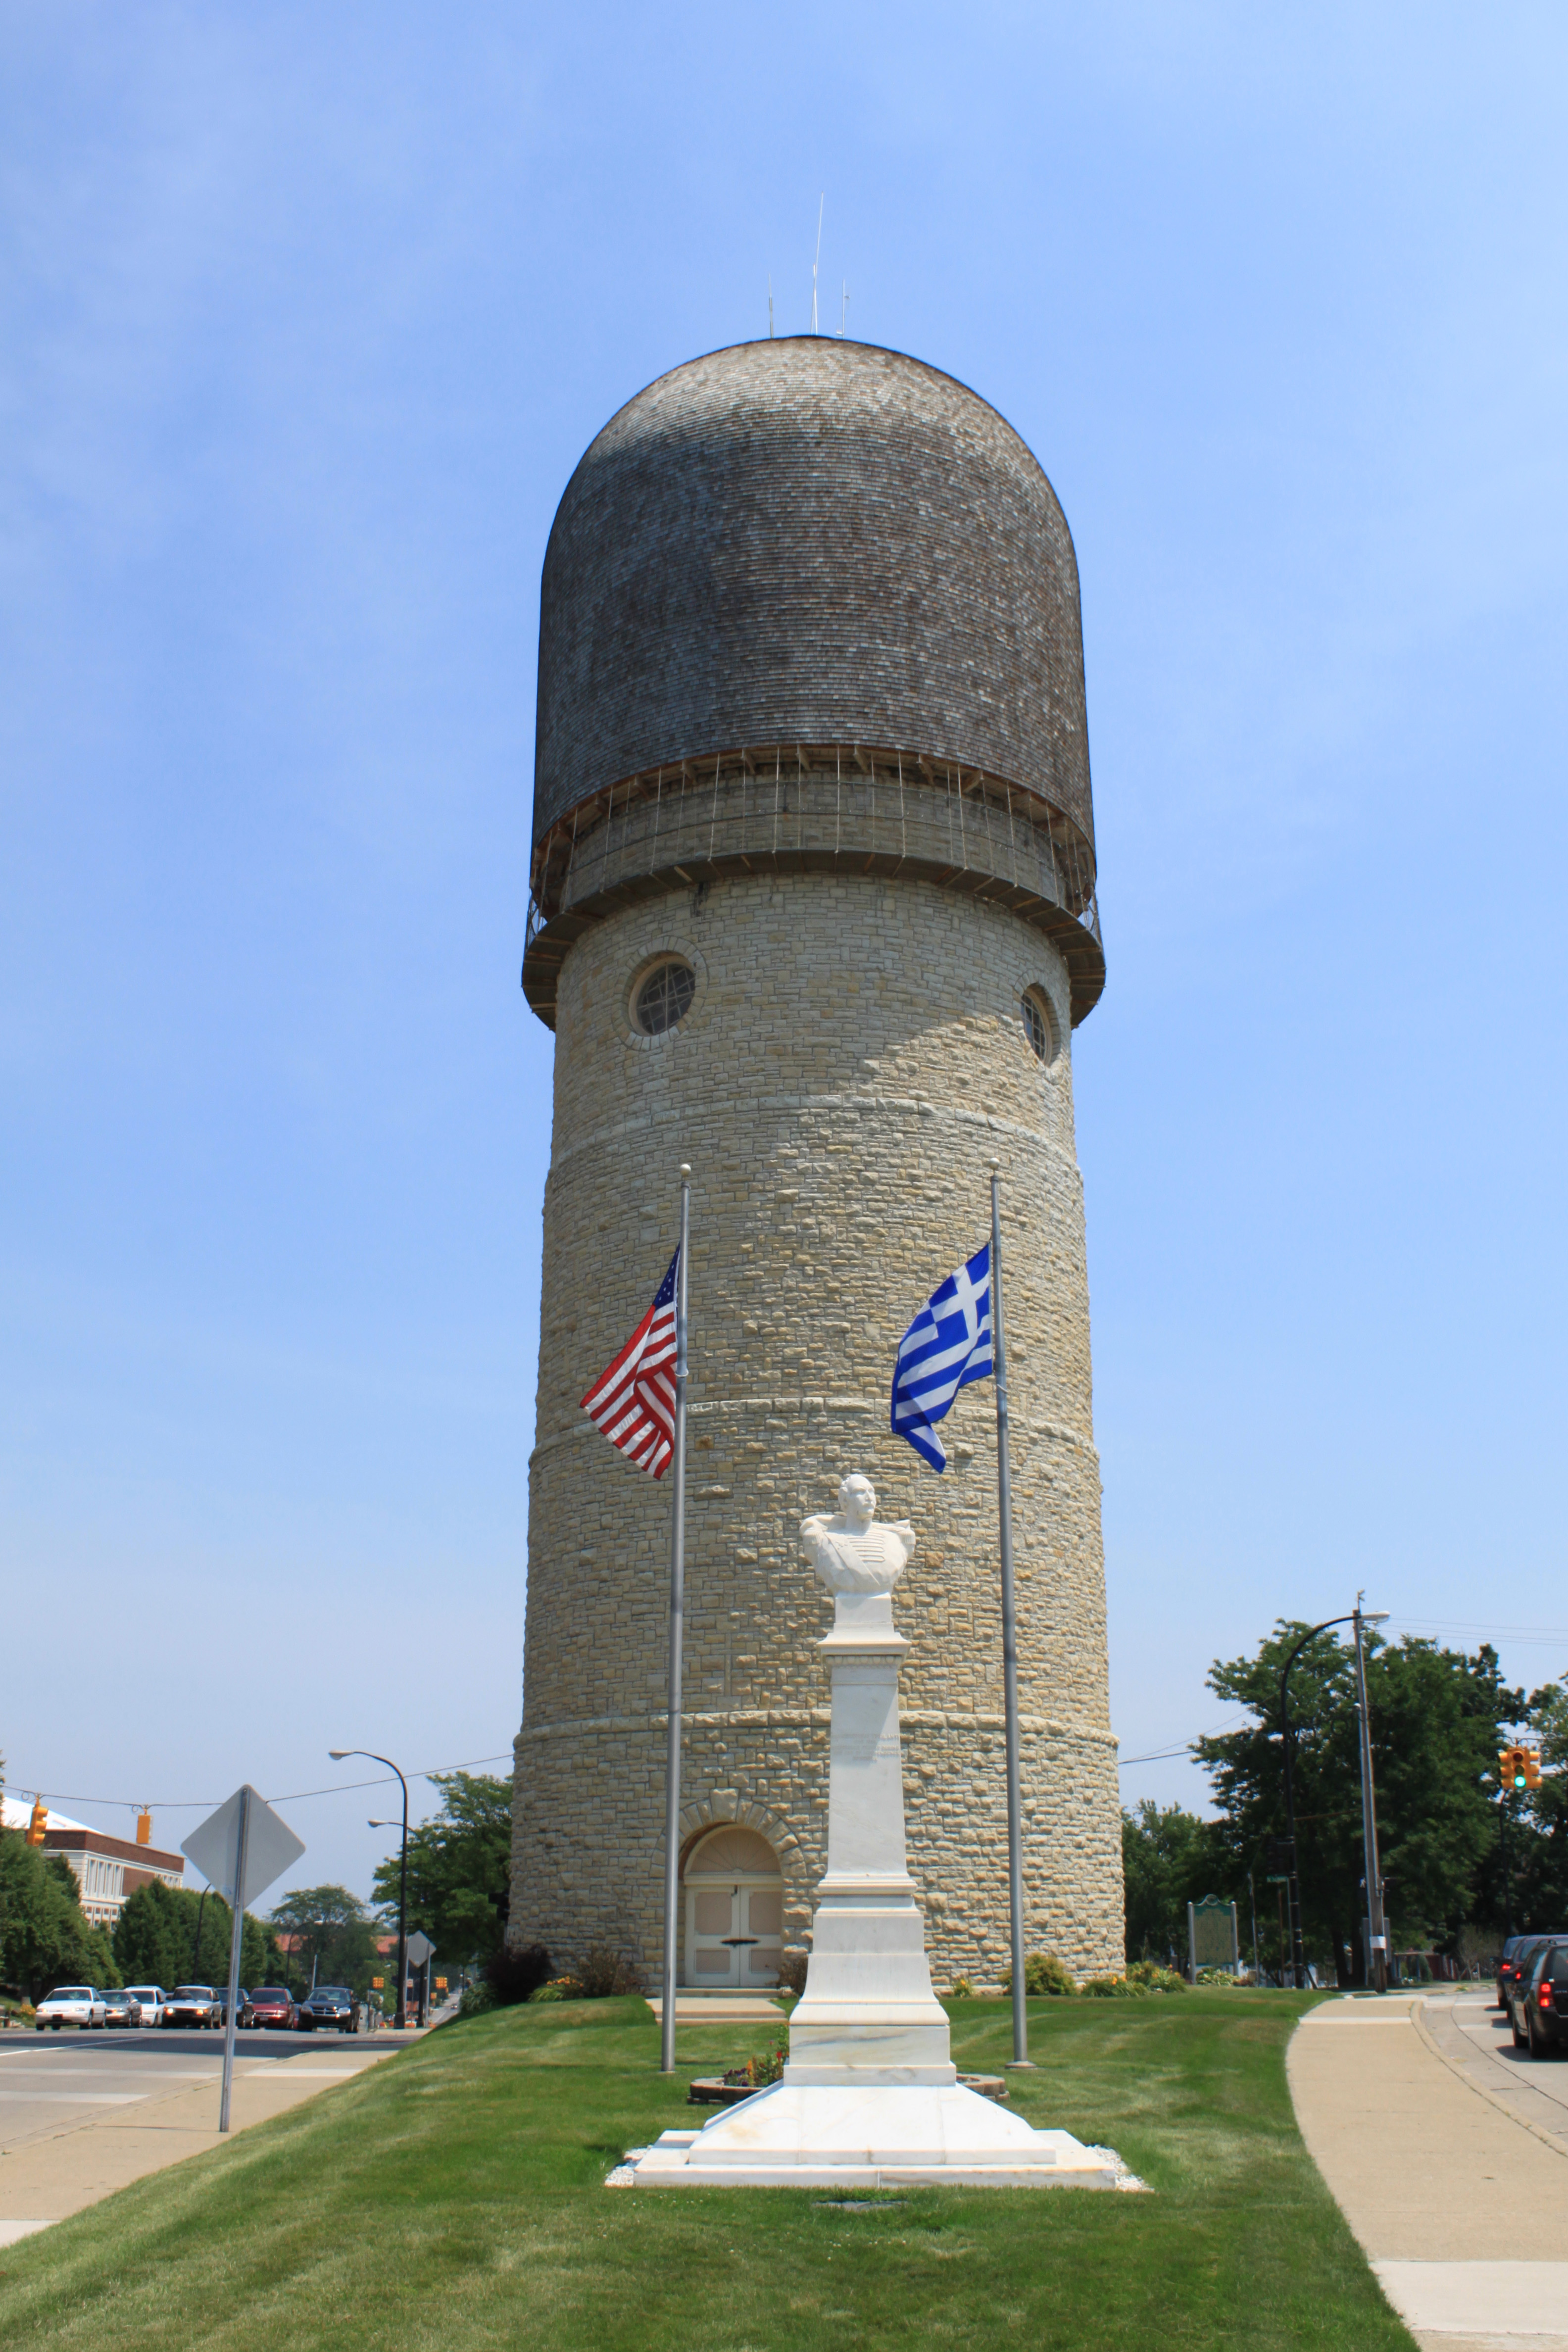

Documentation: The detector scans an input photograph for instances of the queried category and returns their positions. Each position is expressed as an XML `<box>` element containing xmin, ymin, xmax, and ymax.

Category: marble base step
<box><xmin>620</xmin><ymin>2079</ymin><xmax>1123</xmax><ymax>2191</ymax></box>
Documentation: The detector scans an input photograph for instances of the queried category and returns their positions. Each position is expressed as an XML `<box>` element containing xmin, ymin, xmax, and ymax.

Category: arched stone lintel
<box><xmin>673</xmin><ymin>1789</ymin><xmax>806</xmax><ymax>1880</ymax></box>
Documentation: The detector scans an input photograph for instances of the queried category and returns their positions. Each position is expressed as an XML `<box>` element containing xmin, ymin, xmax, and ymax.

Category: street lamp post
<box><xmin>332</xmin><ymin>1750</ymin><xmax>409</xmax><ymax>2028</ymax></box>
<box><xmin>1277</xmin><ymin>1608</ymin><xmax>1386</xmax><ymax>1992</ymax></box>
<box><xmin>1351</xmin><ymin>1596</ymin><xmax>1392</xmax><ymax>1991</ymax></box>
<box><xmin>368</xmin><ymin>1820</ymin><xmax>403</xmax><ymax>2022</ymax></box>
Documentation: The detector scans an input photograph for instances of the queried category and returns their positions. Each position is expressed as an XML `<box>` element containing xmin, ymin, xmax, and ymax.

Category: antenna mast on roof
<box><xmin>811</xmin><ymin>195</ymin><xmax>823</xmax><ymax>333</ymax></box>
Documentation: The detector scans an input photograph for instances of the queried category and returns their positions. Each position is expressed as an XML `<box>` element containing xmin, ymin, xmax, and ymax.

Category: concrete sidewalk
<box><xmin>0</xmin><ymin>2044</ymin><xmax>403</xmax><ymax>2246</ymax></box>
<box><xmin>1289</xmin><ymin>1993</ymin><xmax>1568</xmax><ymax>2352</ymax></box>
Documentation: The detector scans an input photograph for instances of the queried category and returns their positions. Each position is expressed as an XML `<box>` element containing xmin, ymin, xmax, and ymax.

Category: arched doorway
<box><xmin>683</xmin><ymin>1826</ymin><xmax>784</xmax><ymax>1989</ymax></box>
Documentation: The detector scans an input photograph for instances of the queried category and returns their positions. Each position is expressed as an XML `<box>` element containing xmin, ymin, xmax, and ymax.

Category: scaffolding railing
<box><xmin>523</xmin><ymin>744</ymin><xmax>1105</xmax><ymax>1027</ymax></box>
<box><xmin>531</xmin><ymin>745</ymin><xmax>1098</xmax><ymax>935</ymax></box>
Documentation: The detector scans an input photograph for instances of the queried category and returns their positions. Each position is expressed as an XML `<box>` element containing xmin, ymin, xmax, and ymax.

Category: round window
<box><xmin>634</xmin><ymin>958</ymin><xmax>696</xmax><ymax>1036</ymax></box>
<box><xmin>1021</xmin><ymin>989</ymin><xmax>1055</xmax><ymax>1064</ymax></box>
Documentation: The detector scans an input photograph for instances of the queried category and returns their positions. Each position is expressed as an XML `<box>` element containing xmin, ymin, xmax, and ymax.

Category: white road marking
<box><xmin>0</xmin><ymin>2067</ymin><xmax>218</xmax><ymax>2078</ymax></box>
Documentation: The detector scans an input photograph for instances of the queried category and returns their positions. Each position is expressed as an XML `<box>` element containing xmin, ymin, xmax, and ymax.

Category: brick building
<box><xmin>2</xmin><ymin>1797</ymin><xmax>185</xmax><ymax>1931</ymax></box>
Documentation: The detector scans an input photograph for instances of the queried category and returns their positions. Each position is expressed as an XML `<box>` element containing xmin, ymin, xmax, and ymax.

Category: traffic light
<box><xmin>1526</xmin><ymin>1750</ymin><xmax>1544</xmax><ymax>1792</ymax></box>
<box><xmin>135</xmin><ymin>1809</ymin><xmax>152</xmax><ymax>1846</ymax></box>
<box><xmin>1500</xmin><ymin>1745</ymin><xmax>1529</xmax><ymax>1792</ymax></box>
<box><xmin>26</xmin><ymin>1798</ymin><xmax>48</xmax><ymax>1845</ymax></box>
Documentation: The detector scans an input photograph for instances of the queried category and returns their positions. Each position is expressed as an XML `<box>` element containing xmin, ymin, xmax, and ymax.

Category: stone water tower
<box><xmin>511</xmin><ymin>337</ymin><xmax>1123</xmax><ymax>1989</ymax></box>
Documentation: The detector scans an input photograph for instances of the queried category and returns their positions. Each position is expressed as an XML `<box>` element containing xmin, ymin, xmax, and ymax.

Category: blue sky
<box><xmin>3</xmin><ymin>2</ymin><xmax>1565</xmax><ymax>1907</ymax></box>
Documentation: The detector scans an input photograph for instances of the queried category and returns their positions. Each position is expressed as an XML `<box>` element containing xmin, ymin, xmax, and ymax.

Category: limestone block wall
<box><xmin>511</xmin><ymin>868</ymin><xmax>1124</xmax><ymax>1986</ymax></box>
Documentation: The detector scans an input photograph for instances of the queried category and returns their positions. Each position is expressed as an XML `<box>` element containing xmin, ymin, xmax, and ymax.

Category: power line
<box><xmin>1389</xmin><ymin>1616</ymin><xmax>1568</xmax><ymax>1646</ymax></box>
<box><xmin>1118</xmin><ymin>1711</ymin><xmax>1251</xmax><ymax>1768</ymax></box>
<box><xmin>14</xmin><ymin>1752</ymin><xmax>515</xmax><ymax>1817</ymax></box>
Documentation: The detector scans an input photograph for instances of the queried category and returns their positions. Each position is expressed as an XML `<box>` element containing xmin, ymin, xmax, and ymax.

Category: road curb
<box><xmin>1411</xmin><ymin>1997</ymin><xmax>1568</xmax><ymax>2165</ymax></box>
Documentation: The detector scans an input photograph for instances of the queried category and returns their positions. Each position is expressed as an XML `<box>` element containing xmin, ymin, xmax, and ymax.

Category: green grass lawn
<box><xmin>0</xmin><ymin>1991</ymin><xmax>1413</xmax><ymax>2352</ymax></box>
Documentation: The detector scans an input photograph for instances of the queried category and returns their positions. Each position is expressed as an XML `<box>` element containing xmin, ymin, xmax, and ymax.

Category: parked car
<box><xmin>123</xmin><ymin>1985</ymin><xmax>169</xmax><ymax>2026</ymax></box>
<box><xmin>215</xmin><ymin>1987</ymin><xmax>256</xmax><ymax>2030</ymax></box>
<box><xmin>34</xmin><ymin>1986</ymin><xmax>107</xmax><ymax>2031</ymax></box>
<box><xmin>161</xmin><ymin>1985</ymin><xmax>222</xmax><ymax>2029</ymax></box>
<box><xmin>1497</xmin><ymin>1935</ymin><xmax>1565</xmax><ymax>2010</ymax></box>
<box><xmin>248</xmin><ymin>1986</ymin><xmax>298</xmax><ymax>2031</ymax></box>
<box><xmin>1509</xmin><ymin>1941</ymin><xmax>1568</xmax><ymax>2057</ymax></box>
<box><xmin>101</xmin><ymin>1989</ymin><xmax>144</xmax><ymax>2028</ymax></box>
<box><xmin>297</xmin><ymin>1986</ymin><xmax>358</xmax><ymax>2034</ymax></box>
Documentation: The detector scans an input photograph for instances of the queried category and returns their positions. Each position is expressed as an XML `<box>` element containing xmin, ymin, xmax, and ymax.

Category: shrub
<box><xmin>1001</xmin><ymin>1951</ymin><xmax>1078</xmax><ymax>1997</ymax></box>
<box><xmin>457</xmin><ymin>1980</ymin><xmax>498</xmax><ymax>2018</ymax></box>
<box><xmin>1195</xmin><ymin>1967</ymin><xmax>1241</xmax><ymax>1988</ymax></box>
<box><xmin>948</xmin><ymin>1976</ymin><xmax>975</xmax><ymax>1999</ymax></box>
<box><xmin>531</xmin><ymin>1978</ymin><xmax>579</xmax><ymax>2004</ymax></box>
<box><xmin>776</xmin><ymin>1950</ymin><xmax>809</xmax><ymax>1997</ymax></box>
<box><xmin>1127</xmin><ymin>1960</ymin><xmax>1188</xmax><ymax>1993</ymax></box>
<box><xmin>1081</xmin><ymin>1973</ymin><xmax>1152</xmax><ymax>1999</ymax></box>
<box><xmin>483</xmin><ymin>1942</ymin><xmax>553</xmax><ymax>2007</ymax></box>
<box><xmin>575</xmin><ymin>1945</ymin><xmax>645</xmax><ymax>1999</ymax></box>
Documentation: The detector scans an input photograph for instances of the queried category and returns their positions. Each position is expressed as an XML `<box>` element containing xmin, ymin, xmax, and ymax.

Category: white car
<box><xmin>34</xmin><ymin>1986</ymin><xmax>107</xmax><ymax>2031</ymax></box>
<box><xmin>122</xmin><ymin>1985</ymin><xmax>169</xmax><ymax>2027</ymax></box>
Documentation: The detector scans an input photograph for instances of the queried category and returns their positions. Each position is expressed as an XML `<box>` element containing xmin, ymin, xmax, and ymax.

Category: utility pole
<box><xmin>1352</xmin><ymin>1595</ymin><xmax>1390</xmax><ymax>1992</ymax></box>
<box><xmin>1279</xmin><ymin>1607</ymin><xmax>1389</xmax><ymax>1991</ymax></box>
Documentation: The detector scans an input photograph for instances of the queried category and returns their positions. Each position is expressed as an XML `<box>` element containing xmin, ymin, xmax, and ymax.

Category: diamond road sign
<box><xmin>406</xmin><ymin>1931</ymin><xmax>435</xmax><ymax>1966</ymax></box>
<box><xmin>182</xmin><ymin>1786</ymin><xmax>304</xmax><ymax>1911</ymax></box>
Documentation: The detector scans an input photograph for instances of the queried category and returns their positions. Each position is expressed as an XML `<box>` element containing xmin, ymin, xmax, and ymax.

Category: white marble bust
<box><xmin>800</xmin><ymin>1473</ymin><xmax>916</xmax><ymax>1595</ymax></box>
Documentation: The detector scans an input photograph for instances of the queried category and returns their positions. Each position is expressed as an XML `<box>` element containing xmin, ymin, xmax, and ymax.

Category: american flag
<box><xmin>580</xmin><ymin>1249</ymin><xmax>681</xmax><ymax>1478</ymax></box>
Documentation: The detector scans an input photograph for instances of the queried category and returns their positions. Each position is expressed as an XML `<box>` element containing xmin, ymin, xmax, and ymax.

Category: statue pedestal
<box><xmin>627</xmin><ymin>1578</ymin><xmax>1120</xmax><ymax>2190</ymax></box>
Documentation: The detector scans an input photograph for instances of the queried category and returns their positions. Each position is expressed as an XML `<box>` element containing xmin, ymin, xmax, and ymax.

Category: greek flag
<box><xmin>890</xmin><ymin>1242</ymin><xmax>993</xmax><ymax>1471</ymax></box>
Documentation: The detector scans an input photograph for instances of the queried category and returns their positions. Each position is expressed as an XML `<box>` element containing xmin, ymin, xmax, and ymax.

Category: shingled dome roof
<box><xmin>533</xmin><ymin>338</ymin><xmax>1094</xmax><ymax>853</ymax></box>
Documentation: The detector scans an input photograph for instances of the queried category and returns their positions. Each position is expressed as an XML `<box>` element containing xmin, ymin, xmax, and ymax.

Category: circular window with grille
<box><xmin>1022</xmin><ymin>988</ymin><xmax>1057</xmax><ymax>1065</ymax></box>
<box><xmin>634</xmin><ymin>958</ymin><xmax>696</xmax><ymax>1035</ymax></box>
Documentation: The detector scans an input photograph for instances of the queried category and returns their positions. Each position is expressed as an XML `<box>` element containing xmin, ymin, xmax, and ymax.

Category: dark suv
<box><xmin>297</xmin><ymin>1986</ymin><xmax>358</xmax><ymax>2034</ymax></box>
<box><xmin>1498</xmin><ymin>1935</ymin><xmax>1565</xmax><ymax>2011</ymax></box>
<box><xmin>1509</xmin><ymin>1941</ymin><xmax>1568</xmax><ymax>2057</ymax></box>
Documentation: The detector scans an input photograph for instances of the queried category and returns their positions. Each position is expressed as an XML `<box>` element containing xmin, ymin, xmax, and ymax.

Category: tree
<box><xmin>0</xmin><ymin>1832</ymin><xmax>118</xmax><ymax>1999</ymax></box>
<box><xmin>112</xmin><ymin>1880</ymin><xmax>281</xmax><ymax>1990</ymax></box>
<box><xmin>1196</xmin><ymin>1625</ymin><xmax>1518</xmax><ymax>1981</ymax></box>
<box><xmin>267</xmin><ymin>1886</ymin><xmax>380</xmax><ymax>1999</ymax></box>
<box><xmin>370</xmin><ymin>1773</ymin><xmax>512</xmax><ymax>1969</ymax></box>
<box><xmin>1122</xmin><ymin>1801</ymin><xmax>1220</xmax><ymax>1964</ymax></box>
<box><xmin>1489</xmin><ymin>1678</ymin><xmax>1568</xmax><ymax>1931</ymax></box>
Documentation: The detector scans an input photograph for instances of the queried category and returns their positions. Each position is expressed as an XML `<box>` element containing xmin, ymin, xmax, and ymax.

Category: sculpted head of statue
<box><xmin>838</xmin><ymin>1472</ymin><xmax>877</xmax><ymax>1531</ymax></box>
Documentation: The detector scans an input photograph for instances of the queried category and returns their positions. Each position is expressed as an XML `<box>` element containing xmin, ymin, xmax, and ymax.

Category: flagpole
<box><xmin>659</xmin><ymin>1165</ymin><xmax>691</xmax><ymax>2074</ymax></box>
<box><xmin>990</xmin><ymin>1160</ymin><xmax>1032</xmax><ymax>2069</ymax></box>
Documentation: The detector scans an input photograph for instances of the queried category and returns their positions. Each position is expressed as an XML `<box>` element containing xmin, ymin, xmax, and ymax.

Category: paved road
<box><xmin>0</xmin><ymin>2024</ymin><xmax>413</xmax><ymax>2242</ymax></box>
<box><xmin>1289</xmin><ymin>1991</ymin><xmax>1568</xmax><ymax>2352</ymax></box>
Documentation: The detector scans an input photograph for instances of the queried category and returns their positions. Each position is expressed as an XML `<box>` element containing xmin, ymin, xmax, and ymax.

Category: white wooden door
<box><xmin>685</xmin><ymin>1878</ymin><xmax>784</xmax><ymax>1987</ymax></box>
